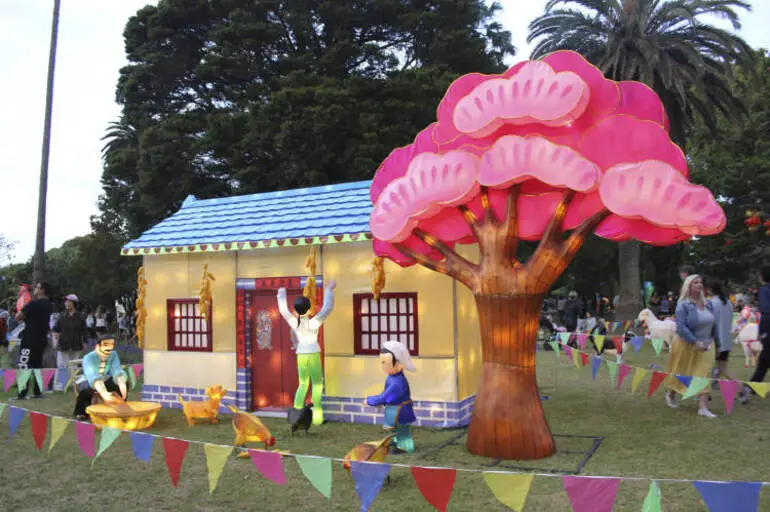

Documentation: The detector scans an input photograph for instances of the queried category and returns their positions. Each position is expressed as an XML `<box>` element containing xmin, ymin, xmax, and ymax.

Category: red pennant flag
<box><xmin>163</xmin><ymin>438</ymin><xmax>189</xmax><ymax>487</ymax></box>
<box><xmin>611</xmin><ymin>336</ymin><xmax>624</xmax><ymax>352</ymax></box>
<box><xmin>132</xmin><ymin>364</ymin><xmax>144</xmax><ymax>379</ymax></box>
<box><xmin>647</xmin><ymin>371</ymin><xmax>666</xmax><ymax>399</ymax></box>
<box><xmin>617</xmin><ymin>364</ymin><xmax>632</xmax><ymax>390</ymax></box>
<box><xmin>580</xmin><ymin>352</ymin><xmax>589</xmax><ymax>366</ymax></box>
<box><xmin>75</xmin><ymin>422</ymin><xmax>96</xmax><ymax>458</ymax></box>
<box><xmin>29</xmin><ymin>412</ymin><xmax>48</xmax><ymax>451</ymax></box>
<box><xmin>41</xmin><ymin>369</ymin><xmax>55</xmax><ymax>390</ymax></box>
<box><xmin>411</xmin><ymin>467</ymin><xmax>457</xmax><ymax>511</ymax></box>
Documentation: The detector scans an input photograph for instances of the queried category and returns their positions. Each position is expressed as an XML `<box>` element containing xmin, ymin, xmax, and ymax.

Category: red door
<box><xmin>250</xmin><ymin>288</ymin><xmax>325</xmax><ymax>410</ymax></box>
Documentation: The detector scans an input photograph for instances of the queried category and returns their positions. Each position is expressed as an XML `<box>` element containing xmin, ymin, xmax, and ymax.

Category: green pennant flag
<box><xmin>559</xmin><ymin>332</ymin><xmax>570</xmax><ymax>344</ymax></box>
<box><xmin>296</xmin><ymin>455</ymin><xmax>332</xmax><ymax>499</ymax></box>
<box><xmin>549</xmin><ymin>341</ymin><xmax>560</xmax><ymax>361</ymax></box>
<box><xmin>33</xmin><ymin>369</ymin><xmax>44</xmax><ymax>393</ymax></box>
<box><xmin>93</xmin><ymin>427</ymin><xmax>122</xmax><ymax>464</ymax></box>
<box><xmin>204</xmin><ymin>444</ymin><xmax>233</xmax><ymax>494</ymax></box>
<box><xmin>16</xmin><ymin>369</ymin><xmax>33</xmax><ymax>392</ymax></box>
<box><xmin>127</xmin><ymin>367</ymin><xmax>137</xmax><ymax>390</ymax></box>
<box><xmin>64</xmin><ymin>377</ymin><xmax>73</xmax><ymax>393</ymax></box>
<box><xmin>0</xmin><ymin>403</ymin><xmax>5</xmax><ymax>419</ymax></box>
<box><xmin>651</xmin><ymin>338</ymin><xmax>664</xmax><ymax>356</ymax></box>
<box><xmin>606</xmin><ymin>360</ymin><xmax>619</xmax><ymax>385</ymax></box>
<box><xmin>49</xmin><ymin>417</ymin><xmax>69</xmax><ymax>454</ymax></box>
<box><xmin>594</xmin><ymin>335</ymin><xmax>605</xmax><ymax>352</ymax></box>
<box><xmin>682</xmin><ymin>376</ymin><xmax>711</xmax><ymax>400</ymax></box>
<box><xmin>642</xmin><ymin>480</ymin><xmax>662</xmax><ymax>512</ymax></box>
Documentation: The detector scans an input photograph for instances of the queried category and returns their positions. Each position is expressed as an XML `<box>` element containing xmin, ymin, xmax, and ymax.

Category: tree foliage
<box><xmin>99</xmin><ymin>0</ymin><xmax>515</xmax><ymax>236</ymax></box>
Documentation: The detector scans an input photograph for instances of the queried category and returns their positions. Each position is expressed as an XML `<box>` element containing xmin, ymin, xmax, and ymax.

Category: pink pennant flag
<box><xmin>719</xmin><ymin>380</ymin><xmax>741</xmax><ymax>415</ymax></box>
<box><xmin>617</xmin><ymin>364</ymin><xmax>632</xmax><ymax>390</ymax></box>
<box><xmin>578</xmin><ymin>334</ymin><xmax>587</xmax><ymax>350</ymax></box>
<box><xmin>132</xmin><ymin>364</ymin><xmax>144</xmax><ymax>379</ymax></box>
<box><xmin>249</xmin><ymin>450</ymin><xmax>287</xmax><ymax>485</ymax></box>
<box><xmin>563</xmin><ymin>346</ymin><xmax>573</xmax><ymax>360</ymax></box>
<box><xmin>41</xmin><ymin>369</ymin><xmax>55</xmax><ymax>390</ymax></box>
<box><xmin>75</xmin><ymin>422</ymin><xmax>96</xmax><ymax>459</ymax></box>
<box><xmin>563</xmin><ymin>476</ymin><xmax>620</xmax><ymax>512</ymax></box>
<box><xmin>3</xmin><ymin>369</ymin><xmax>16</xmax><ymax>392</ymax></box>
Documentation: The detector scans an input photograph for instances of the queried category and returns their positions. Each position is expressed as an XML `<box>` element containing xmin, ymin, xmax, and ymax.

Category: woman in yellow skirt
<box><xmin>664</xmin><ymin>274</ymin><xmax>718</xmax><ymax>418</ymax></box>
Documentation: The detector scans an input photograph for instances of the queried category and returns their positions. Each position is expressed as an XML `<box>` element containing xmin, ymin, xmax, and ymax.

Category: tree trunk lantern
<box><xmin>199</xmin><ymin>264</ymin><xmax>215</xmax><ymax>322</ymax></box>
<box><xmin>303</xmin><ymin>247</ymin><xmax>318</xmax><ymax>315</ymax></box>
<box><xmin>369</xmin><ymin>51</ymin><xmax>726</xmax><ymax>460</ymax></box>
<box><xmin>135</xmin><ymin>267</ymin><xmax>148</xmax><ymax>349</ymax></box>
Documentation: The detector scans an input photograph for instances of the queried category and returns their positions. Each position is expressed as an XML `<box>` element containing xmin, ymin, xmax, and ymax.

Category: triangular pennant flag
<box><xmin>676</xmin><ymin>375</ymin><xmax>692</xmax><ymax>388</ymax></box>
<box><xmin>580</xmin><ymin>352</ymin><xmax>589</xmax><ymax>366</ymax></box>
<box><xmin>41</xmin><ymin>369</ymin><xmax>55</xmax><ymax>390</ymax></box>
<box><xmin>682</xmin><ymin>376</ymin><xmax>710</xmax><ymax>400</ymax></box>
<box><xmin>29</xmin><ymin>411</ymin><xmax>48</xmax><ymax>451</ymax></box>
<box><xmin>0</xmin><ymin>403</ymin><xmax>5</xmax><ymax>419</ymax></box>
<box><xmin>8</xmin><ymin>406</ymin><xmax>26</xmax><ymax>439</ymax></box>
<box><xmin>49</xmin><ymin>417</ymin><xmax>69</xmax><ymax>453</ymax></box>
<box><xmin>642</xmin><ymin>481</ymin><xmax>662</xmax><ymax>512</ymax></box>
<box><xmin>605</xmin><ymin>361</ymin><xmax>619</xmax><ymax>385</ymax></box>
<box><xmin>594</xmin><ymin>335</ymin><xmax>605</xmax><ymax>352</ymax></box>
<box><xmin>549</xmin><ymin>341</ymin><xmax>560</xmax><ymax>358</ymax></box>
<box><xmin>33</xmin><ymin>369</ymin><xmax>44</xmax><ymax>393</ymax></box>
<box><xmin>611</xmin><ymin>336</ymin><xmax>624</xmax><ymax>351</ymax></box>
<box><xmin>632</xmin><ymin>368</ymin><xmax>649</xmax><ymax>394</ymax></box>
<box><xmin>16</xmin><ymin>369</ymin><xmax>32</xmax><ymax>392</ymax></box>
<box><xmin>748</xmin><ymin>382</ymin><xmax>770</xmax><ymax>398</ymax></box>
<box><xmin>624</xmin><ymin>320</ymin><xmax>633</xmax><ymax>331</ymax></box>
<box><xmin>64</xmin><ymin>375</ymin><xmax>73</xmax><ymax>392</ymax></box>
<box><xmin>563</xmin><ymin>345</ymin><xmax>573</xmax><ymax>361</ymax></box>
<box><xmin>249</xmin><ymin>449</ymin><xmax>287</xmax><ymax>485</ymax></box>
<box><xmin>75</xmin><ymin>422</ymin><xmax>96</xmax><ymax>459</ymax></box>
<box><xmin>630</xmin><ymin>336</ymin><xmax>643</xmax><ymax>352</ymax></box>
<box><xmin>351</xmin><ymin>461</ymin><xmax>391</xmax><ymax>512</ymax></box>
<box><xmin>132</xmin><ymin>363</ymin><xmax>144</xmax><ymax>379</ymax></box>
<box><xmin>591</xmin><ymin>355</ymin><xmax>602</xmax><ymax>380</ymax></box>
<box><xmin>562</xmin><ymin>476</ymin><xmax>620</xmax><ymax>512</ymax></box>
<box><xmin>411</xmin><ymin>466</ymin><xmax>457</xmax><ymax>511</ymax></box>
<box><xmin>571</xmin><ymin>348</ymin><xmax>581</xmax><ymax>368</ymax></box>
<box><xmin>296</xmin><ymin>455</ymin><xmax>332</xmax><ymax>499</ymax></box>
<box><xmin>648</xmin><ymin>372</ymin><xmax>666</xmax><ymax>399</ymax></box>
<box><xmin>127</xmin><ymin>366</ymin><xmax>137</xmax><ymax>390</ymax></box>
<box><xmin>651</xmin><ymin>338</ymin><xmax>664</xmax><ymax>356</ymax></box>
<box><xmin>559</xmin><ymin>332</ymin><xmax>570</xmax><ymax>345</ymax></box>
<box><xmin>693</xmin><ymin>481</ymin><xmax>761</xmax><ymax>512</ymax></box>
<box><xmin>94</xmin><ymin>427</ymin><xmax>122</xmax><ymax>463</ymax></box>
<box><xmin>617</xmin><ymin>364</ymin><xmax>632</xmax><ymax>390</ymax></box>
<box><xmin>163</xmin><ymin>437</ymin><xmax>189</xmax><ymax>487</ymax></box>
<box><xmin>483</xmin><ymin>473</ymin><xmax>534</xmax><ymax>512</ymax></box>
<box><xmin>204</xmin><ymin>444</ymin><xmax>233</xmax><ymax>494</ymax></box>
<box><xmin>610</xmin><ymin>322</ymin><xmax>619</xmax><ymax>332</ymax></box>
<box><xmin>719</xmin><ymin>381</ymin><xmax>740</xmax><ymax>414</ymax></box>
<box><xmin>130</xmin><ymin>431</ymin><xmax>154</xmax><ymax>462</ymax></box>
<box><xmin>577</xmin><ymin>334</ymin><xmax>587</xmax><ymax>350</ymax></box>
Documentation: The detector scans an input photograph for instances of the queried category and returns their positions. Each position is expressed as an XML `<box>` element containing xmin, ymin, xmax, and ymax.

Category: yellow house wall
<box><xmin>455</xmin><ymin>244</ymin><xmax>483</xmax><ymax>399</ymax></box>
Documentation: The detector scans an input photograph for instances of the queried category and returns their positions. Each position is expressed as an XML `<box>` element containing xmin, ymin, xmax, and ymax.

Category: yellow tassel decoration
<box><xmin>303</xmin><ymin>247</ymin><xmax>318</xmax><ymax>315</ymax></box>
<box><xmin>199</xmin><ymin>264</ymin><xmax>216</xmax><ymax>322</ymax></box>
<box><xmin>372</xmin><ymin>256</ymin><xmax>386</xmax><ymax>300</ymax></box>
<box><xmin>135</xmin><ymin>267</ymin><xmax>148</xmax><ymax>349</ymax></box>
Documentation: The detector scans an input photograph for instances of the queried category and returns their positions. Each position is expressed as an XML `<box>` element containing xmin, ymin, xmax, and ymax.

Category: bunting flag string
<box><xmin>1</xmin><ymin>401</ymin><xmax>769</xmax><ymax>510</ymax></box>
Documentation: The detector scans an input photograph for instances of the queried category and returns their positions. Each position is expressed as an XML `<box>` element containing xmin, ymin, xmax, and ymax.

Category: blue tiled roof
<box><xmin>123</xmin><ymin>180</ymin><xmax>373</xmax><ymax>250</ymax></box>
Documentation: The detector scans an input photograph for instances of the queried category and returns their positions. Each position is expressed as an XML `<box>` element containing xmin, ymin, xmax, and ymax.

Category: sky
<box><xmin>1</xmin><ymin>0</ymin><xmax>769</xmax><ymax>265</ymax></box>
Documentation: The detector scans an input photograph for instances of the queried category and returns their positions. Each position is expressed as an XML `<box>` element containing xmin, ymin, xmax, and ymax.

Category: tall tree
<box><xmin>527</xmin><ymin>0</ymin><xmax>754</xmax><ymax>318</ymax></box>
<box><xmin>99</xmin><ymin>0</ymin><xmax>515</xmax><ymax>236</ymax></box>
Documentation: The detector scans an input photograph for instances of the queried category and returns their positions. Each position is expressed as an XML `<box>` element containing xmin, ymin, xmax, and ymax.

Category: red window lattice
<box><xmin>353</xmin><ymin>293</ymin><xmax>419</xmax><ymax>356</ymax></box>
<box><xmin>166</xmin><ymin>299</ymin><xmax>213</xmax><ymax>352</ymax></box>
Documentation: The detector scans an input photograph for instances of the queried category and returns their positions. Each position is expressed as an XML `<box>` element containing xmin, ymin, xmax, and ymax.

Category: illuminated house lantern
<box><xmin>122</xmin><ymin>181</ymin><xmax>483</xmax><ymax>427</ymax></box>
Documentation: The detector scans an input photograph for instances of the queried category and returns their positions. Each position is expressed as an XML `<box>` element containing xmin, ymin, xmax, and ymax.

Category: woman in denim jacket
<box><xmin>663</xmin><ymin>275</ymin><xmax>718</xmax><ymax>417</ymax></box>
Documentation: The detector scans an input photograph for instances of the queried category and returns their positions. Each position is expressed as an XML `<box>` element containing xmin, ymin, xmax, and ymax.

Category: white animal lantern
<box><xmin>737</xmin><ymin>323</ymin><xmax>762</xmax><ymax>368</ymax></box>
<box><xmin>637</xmin><ymin>308</ymin><xmax>676</xmax><ymax>352</ymax></box>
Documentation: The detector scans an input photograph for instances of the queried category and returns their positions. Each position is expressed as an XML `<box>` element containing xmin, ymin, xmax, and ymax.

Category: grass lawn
<box><xmin>0</xmin><ymin>344</ymin><xmax>768</xmax><ymax>511</ymax></box>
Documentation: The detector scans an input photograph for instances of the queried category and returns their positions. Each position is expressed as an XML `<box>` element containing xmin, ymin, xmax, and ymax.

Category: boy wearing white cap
<box><xmin>365</xmin><ymin>340</ymin><xmax>417</xmax><ymax>453</ymax></box>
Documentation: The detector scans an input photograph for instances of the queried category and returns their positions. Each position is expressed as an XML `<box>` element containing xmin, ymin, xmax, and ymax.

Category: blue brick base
<box><xmin>141</xmin><ymin>384</ymin><xmax>237</xmax><ymax>414</ymax></box>
<box><xmin>321</xmin><ymin>394</ymin><xmax>476</xmax><ymax>428</ymax></box>
<box><xmin>236</xmin><ymin>368</ymin><xmax>251</xmax><ymax>410</ymax></box>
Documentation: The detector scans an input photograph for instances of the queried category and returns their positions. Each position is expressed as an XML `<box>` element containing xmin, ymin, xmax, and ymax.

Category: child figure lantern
<box><xmin>369</xmin><ymin>51</ymin><xmax>726</xmax><ymax>460</ymax></box>
<box><xmin>74</xmin><ymin>335</ymin><xmax>128</xmax><ymax>419</ymax></box>
<box><xmin>365</xmin><ymin>340</ymin><xmax>417</xmax><ymax>454</ymax></box>
<box><xmin>277</xmin><ymin>280</ymin><xmax>336</xmax><ymax>426</ymax></box>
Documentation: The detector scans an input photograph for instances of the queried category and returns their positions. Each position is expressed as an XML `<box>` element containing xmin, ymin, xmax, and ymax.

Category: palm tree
<box><xmin>101</xmin><ymin>116</ymin><xmax>139</xmax><ymax>160</ymax></box>
<box><xmin>528</xmin><ymin>0</ymin><xmax>754</xmax><ymax>318</ymax></box>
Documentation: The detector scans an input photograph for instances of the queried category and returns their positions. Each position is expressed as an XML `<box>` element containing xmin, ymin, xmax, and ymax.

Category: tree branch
<box><xmin>395</xmin><ymin>237</ymin><xmax>478</xmax><ymax>291</ymax></box>
<box><xmin>480</xmin><ymin>186</ymin><xmax>494</xmax><ymax>224</ymax></box>
<box><xmin>558</xmin><ymin>208</ymin><xmax>611</xmax><ymax>262</ymax></box>
<box><xmin>502</xmin><ymin>187</ymin><xmax>520</xmax><ymax>262</ymax></box>
<box><xmin>524</xmin><ymin>190</ymin><xmax>576</xmax><ymax>276</ymax></box>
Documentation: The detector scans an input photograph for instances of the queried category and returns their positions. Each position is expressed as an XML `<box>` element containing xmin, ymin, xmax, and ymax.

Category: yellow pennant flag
<box><xmin>49</xmin><ymin>417</ymin><xmax>69</xmax><ymax>454</ymax></box>
<box><xmin>483</xmin><ymin>472</ymin><xmax>534</xmax><ymax>512</ymax></box>
<box><xmin>748</xmin><ymin>382</ymin><xmax>770</xmax><ymax>398</ymax></box>
<box><xmin>594</xmin><ymin>335</ymin><xmax>605</xmax><ymax>352</ymax></box>
<box><xmin>204</xmin><ymin>444</ymin><xmax>233</xmax><ymax>494</ymax></box>
<box><xmin>572</xmin><ymin>349</ymin><xmax>581</xmax><ymax>368</ymax></box>
<box><xmin>631</xmin><ymin>368</ymin><xmax>649</xmax><ymax>394</ymax></box>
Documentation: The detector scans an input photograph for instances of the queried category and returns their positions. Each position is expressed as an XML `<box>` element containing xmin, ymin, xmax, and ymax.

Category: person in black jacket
<box><xmin>52</xmin><ymin>294</ymin><xmax>87</xmax><ymax>391</ymax></box>
<box><xmin>563</xmin><ymin>291</ymin><xmax>583</xmax><ymax>333</ymax></box>
<box><xmin>13</xmin><ymin>282</ymin><xmax>53</xmax><ymax>400</ymax></box>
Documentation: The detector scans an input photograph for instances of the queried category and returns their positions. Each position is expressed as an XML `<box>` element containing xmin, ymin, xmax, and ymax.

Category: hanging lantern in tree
<box><xmin>303</xmin><ymin>247</ymin><xmax>317</xmax><ymax>315</ymax></box>
<box><xmin>199</xmin><ymin>264</ymin><xmax>215</xmax><ymax>322</ymax></box>
<box><xmin>371</xmin><ymin>256</ymin><xmax>386</xmax><ymax>300</ymax></box>
<box><xmin>135</xmin><ymin>267</ymin><xmax>148</xmax><ymax>349</ymax></box>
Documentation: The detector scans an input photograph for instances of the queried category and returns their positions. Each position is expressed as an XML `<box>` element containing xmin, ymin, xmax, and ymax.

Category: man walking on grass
<box><xmin>12</xmin><ymin>282</ymin><xmax>52</xmax><ymax>400</ymax></box>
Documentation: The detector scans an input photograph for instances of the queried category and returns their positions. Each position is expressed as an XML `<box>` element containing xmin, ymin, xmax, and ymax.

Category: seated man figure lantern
<box><xmin>73</xmin><ymin>334</ymin><xmax>128</xmax><ymax>419</ymax></box>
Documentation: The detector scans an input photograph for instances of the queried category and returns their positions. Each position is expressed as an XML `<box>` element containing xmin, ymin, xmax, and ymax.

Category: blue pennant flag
<box><xmin>130</xmin><ymin>431</ymin><xmax>154</xmax><ymax>462</ymax></box>
<box><xmin>693</xmin><ymin>481</ymin><xmax>761</xmax><ymax>512</ymax></box>
<box><xmin>8</xmin><ymin>407</ymin><xmax>26</xmax><ymax>439</ymax></box>
<box><xmin>591</xmin><ymin>355</ymin><xmax>602</xmax><ymax>380</ymax></box>
<box><xmin>675</xmin><ymin>375</ymin><xmax>692</xmax><ymax>388</ymax></box>
<box><xmin>350</xmin><ymin>461</ymin><xmax>391</xmax><ymax>512</ymax></box>
<box><xmin>631</xmin><ymin>336</ymin><xmax>644</xmax><ymax>352</ymax></box>
<box><xmin>56</xmin><ymin>367</ymin><xmax>68</xmax><ymax>388</ymax></box>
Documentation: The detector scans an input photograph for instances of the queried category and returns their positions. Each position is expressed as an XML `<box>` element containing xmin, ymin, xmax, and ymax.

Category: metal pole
<box><xmin>32</xmin><ymin>0</ymin><xmax>61</xmax><ymax>283</ymax></box>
